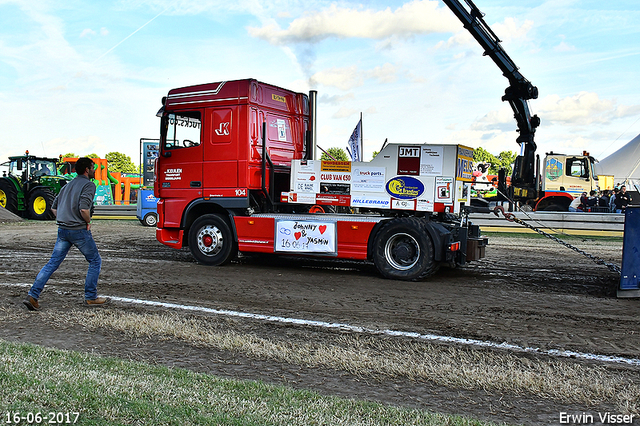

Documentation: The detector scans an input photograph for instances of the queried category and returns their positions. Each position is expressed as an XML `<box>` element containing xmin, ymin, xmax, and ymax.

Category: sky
<box><xmin>1</xmin><ymin>0</ymin><xmax>639</xmax><ymax>167</ymax></box>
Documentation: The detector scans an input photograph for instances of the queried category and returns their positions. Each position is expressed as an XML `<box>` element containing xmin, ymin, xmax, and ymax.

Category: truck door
<box><xmin>564</xmin><ymin>156</ymin><xmax>592</xmax><ymax>196</ymax></box>
<box><xmin>203</xmin><ymin>107</ymin><xmax>238</xmax><ymax>189</ymax></box>
<box><xmin>158</xmin><ymin>111</ymin><xmax>203</xmax><ymax>192</ymax></box>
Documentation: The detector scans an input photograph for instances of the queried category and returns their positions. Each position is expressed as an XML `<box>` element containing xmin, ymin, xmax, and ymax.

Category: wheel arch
<box><xmin>181</xmin><ymin>199</ymin><xmax>239</xmax><ymax>247</ymax></box>
<box><xmin>535</xmin><ymin>193</ymin><xmax>573</xmax><ymax>211</ymax></box>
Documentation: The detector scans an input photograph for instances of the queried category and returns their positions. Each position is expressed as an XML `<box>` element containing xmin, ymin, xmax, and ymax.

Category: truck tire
<box><xmin>142</xmin><ymin>212</ymin><xmax>157</xmax><ymax>227</ymax></box>
<box><xmin>373</xmin><ymin>217</ymin><xmax>439</xmax><ymax>281</ymax></box>
<box><xmin>0</xmin><ymin>179</ymin><xmax>19</xmax><ymax>214</ymax></box>
<box><xmin>27</xmin><ymin>188</ymin><xmax>56</xmax><ymax>220</ymax></box>
<box><xmin>188</xmin><ymin>214</ymin><xmax>237</xmax><ymax>266</ymax></box>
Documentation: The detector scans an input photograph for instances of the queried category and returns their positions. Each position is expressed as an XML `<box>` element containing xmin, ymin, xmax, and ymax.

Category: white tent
<box><xmin>595</xmin><ymin>133</ymin><xmax>640</xmax><ymax>191</ymax></box>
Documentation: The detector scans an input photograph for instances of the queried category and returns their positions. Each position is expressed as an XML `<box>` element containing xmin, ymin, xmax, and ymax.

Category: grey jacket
<box><xmin>53</xmin><ymin>175</ymin><xmax>96</xmax><ymax>229</ymax></box>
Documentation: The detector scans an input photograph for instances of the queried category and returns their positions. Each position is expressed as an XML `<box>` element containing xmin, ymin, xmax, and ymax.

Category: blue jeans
<box><xmin>29</xmin><ymin>228</ymin><xmax>102</xmax><ymax>300</ymax></box>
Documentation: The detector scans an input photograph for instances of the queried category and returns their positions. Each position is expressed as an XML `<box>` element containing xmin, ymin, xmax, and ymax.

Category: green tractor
<box><xmin>0</xmin><ymin>152</ymin><xmax>69</xmax><ymax>220</ymax></box>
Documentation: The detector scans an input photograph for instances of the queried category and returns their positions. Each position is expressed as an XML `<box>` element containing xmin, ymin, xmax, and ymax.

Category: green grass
<box><xmin>0</xmin><ymin>339</ymin><xmax>504</xmax><ymax>426</ymax></box>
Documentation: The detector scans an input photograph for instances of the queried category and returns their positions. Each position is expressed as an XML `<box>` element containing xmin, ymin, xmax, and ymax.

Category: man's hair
<box><xmin>76</xmin><ymin>157</ymin><xmax>94</xmax><ymax>175</ymax></box>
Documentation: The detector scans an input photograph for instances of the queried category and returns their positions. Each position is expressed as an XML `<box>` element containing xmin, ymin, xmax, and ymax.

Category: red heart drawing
<box><xmin>319</xmin><ymin>225</ymin><xmax>327</xmax><ymax>234</ymax></box>
<box><xmin>310</xmin><ymin>176</ymin><xmax>316</xmax><ymax>181</ymax></box>
<box><xmin>294</xmin><ymin>232</ymin><xmax>302</xmax><ymax>240</ymax></box>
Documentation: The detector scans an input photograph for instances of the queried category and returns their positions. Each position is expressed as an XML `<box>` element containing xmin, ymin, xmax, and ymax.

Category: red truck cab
<box><xmin>155</xmin><ymin>79</ymin><xmax>310</xmax><ymax>248</ymax></box>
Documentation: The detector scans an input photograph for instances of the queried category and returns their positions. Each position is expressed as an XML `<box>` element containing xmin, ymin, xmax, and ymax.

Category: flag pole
<box><xmin>360</xmin><ymin>112</ymin><xmax>363</xmax><ymax>162</ymax></box>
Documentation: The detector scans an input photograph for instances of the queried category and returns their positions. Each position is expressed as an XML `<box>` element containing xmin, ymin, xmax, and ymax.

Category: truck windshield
<box><xmin>163</xmin><ymin>112</ymin><xmax>202</xmax><ymax>150</ymax></box>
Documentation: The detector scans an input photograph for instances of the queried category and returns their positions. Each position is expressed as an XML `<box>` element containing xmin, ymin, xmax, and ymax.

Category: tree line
<box><xmin>60</xmin><ymin>152</ymin><xmax>138</xmax><ymax>174</ymax></box>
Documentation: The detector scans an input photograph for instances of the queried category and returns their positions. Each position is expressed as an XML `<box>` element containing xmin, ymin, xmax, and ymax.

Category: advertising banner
<box><xmin>351</xmin><ymin>167</ymin><xmax>386</xmax><ymax>192</ymax></box>
<box><xmin>420</xmin><ymin>146</ymin><xmax>444</xmax><ymax>176</ymax></box>
<box><xmin>456</xmin><ymin>145</ymin><xmax>474</xmax><ymax>182</ymax></box>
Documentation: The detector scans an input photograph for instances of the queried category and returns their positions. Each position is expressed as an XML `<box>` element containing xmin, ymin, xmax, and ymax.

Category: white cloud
<box><xmin>332</xmin><ymin>107</ymin><xmax>359</xmax><ymax>119</ymax></box>
<box><xmin>553</xmin><ymin>41</ymin><xmax>575</xmax><ymax>52</ymax></box>
<box><xmin>466</xmin><ymin>92</ymin><xmax>640</xmax><ymax>132</ymax></box>
<box><xmin>310</xmin><ymin>66</ymin><xmax>362</xmax><ymax>91</ymax></box>
<box><xmin>320</xmin><ymin>93</ymin><xmax>356</xmax><ymax>105</ymax></box>
<box><xmin>310</xmin><ymin>63</ymin><xmax>397</xmax><ymax>90</ymax></box>
<box><xmin>369</xmin><ymin>63</ymin><xmax>397</xmax><ymax>84</ymax></box>
<box><xmin>538</xmin><ymin>91</ymin><xmax>626</xmax><ymax>125</ymax></box>
<box><xmin>493</xmin><ymin>17</ymin><xmax>533</xmax><ymax>42</ymax></box>
<box><xmin>80</xmin><ymin>28</ymin><xmax>96</xmax><ymax>38</ymax></box>
<box><xmin>472</xmin><ymin>107</ymin><xmax>515</xmax><ymax>131</ymax></box>
<box><xmin>248</xmin><ymin>0</ymin><xmax>458</xmax><ymax>45</ymax></box>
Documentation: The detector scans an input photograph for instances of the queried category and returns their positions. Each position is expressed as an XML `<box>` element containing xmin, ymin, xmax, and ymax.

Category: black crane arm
<box><xmin>443</xmin><ymin>0</ymin><xmax>540</xmax><ymax>200</ymax></box>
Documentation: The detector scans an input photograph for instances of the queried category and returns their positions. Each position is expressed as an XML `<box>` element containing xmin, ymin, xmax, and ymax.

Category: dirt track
<box><xmin>1</xmin><ymin>220</ymin><xmax>638</xmax><ymax>425</ymax></box>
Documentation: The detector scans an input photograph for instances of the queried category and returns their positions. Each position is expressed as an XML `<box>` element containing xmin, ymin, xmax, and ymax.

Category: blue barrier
<box><xmin>619</xmin><ymin>206</ymin><xmax>640</xmax><ymax>298</ymax></box>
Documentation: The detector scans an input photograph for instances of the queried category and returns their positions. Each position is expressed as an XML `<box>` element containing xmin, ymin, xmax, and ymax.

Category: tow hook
<box><xmin>493</xmin><ymin>205</ymin><xmax>516</xmax><ymax>222</ymax></box>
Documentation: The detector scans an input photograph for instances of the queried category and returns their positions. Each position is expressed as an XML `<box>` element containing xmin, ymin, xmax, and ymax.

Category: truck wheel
<box><xmin>188</xmin><ymin>214</ymin><xmax>237</xmax><ymax>266</ymax></box>
<box><xmin>373</xmin><ymin>217</ymin><xmax>439</xmax><ymax>281</ymax></box>
<box><xmin>27</xmin><ymin>188</ymin><xmax>55</xmax><ymax>220</ymax></box>
<box><xmin>0</xmin><ymin>180</ymin><xmax>19</xmax><ymax>214</ymax></box>
<box><xmin>143</xmin><ymin>212</ymin><xmax>157</xmax><ymax>227</ymax></box>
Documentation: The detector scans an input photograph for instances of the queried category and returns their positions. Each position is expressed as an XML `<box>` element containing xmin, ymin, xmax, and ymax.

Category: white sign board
<box><xmin>420</xmin><ymin>146</ymin><xmax>444</xmax><ymax>176</ymax></box>
<box><xmin>275</xmin><ymin>220</ymin><xmax>337</xmax><ymax>254</ymax></box>
<box><xmin>294</xmin><ymin>161</ymin><xmax>320</xmax><ymax>193</ymax></box>
<box><xmin>350</xmin><ymin>195</ymin><xmax>390</xmax><ymax>209</ymax></box>
<box><xmin>435</xmin><ymin>177</ymin><xmax>454</xmax><ymax>203</ymax></box>
<box><xmin>351</xmin><ymin>167</ymin><xmax>386</xmax><ymax>192</ymax></box>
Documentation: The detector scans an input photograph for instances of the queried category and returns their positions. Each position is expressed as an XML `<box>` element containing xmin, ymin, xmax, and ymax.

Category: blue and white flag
<box><xmin>348</xmin><ymin>117</ymin><xmax>362</xmax><ymax>162</ymax></box>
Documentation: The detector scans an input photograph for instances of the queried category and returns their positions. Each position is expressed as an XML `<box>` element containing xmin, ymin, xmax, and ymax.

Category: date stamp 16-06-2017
<box><xmin>4</xmin><ymin>412</ymin><xmax>80</xmax><ymax>425</ymax></box>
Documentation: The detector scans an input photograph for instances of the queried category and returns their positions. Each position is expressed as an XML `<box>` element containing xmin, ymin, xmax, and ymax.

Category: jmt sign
<box><xmin>398</xmin><ymin>146</ymin><xmax>420</xmax><ymax>175</ymax></box>
<box><xmin>399</xmin><ymin>147</ymin><xmax>420</xmax><ymax>157</ymax></box>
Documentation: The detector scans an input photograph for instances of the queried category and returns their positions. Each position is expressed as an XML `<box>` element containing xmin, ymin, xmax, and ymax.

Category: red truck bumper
<box><xmin>156</xmin><ymin>227</ymin><xmax>184</xmax><ymax>249</ymax></box>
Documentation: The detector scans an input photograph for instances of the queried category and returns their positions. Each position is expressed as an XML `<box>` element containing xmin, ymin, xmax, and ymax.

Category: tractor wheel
<box><xmin>542</xmin><ymin>204</ymin><xmax>564</xmax><ymax>212</ymax></box>
<box><xmin>372</xmin><ymin>217</ymin><xmax>439</xmax><ymax>281</ymax></box>
<box><xmin>143</xmin><ymin>212</ymin><xmax>157</xmax><ymax>227</ymax></box>
<box><xmin>188</xmin><ymin>214</ymin><xmax>237</xmax><ymax>266</ymax></box>
<box><xmin>27</xmin><ymin>188</ymin><xmax>56</xmax><ymax>220</ymax></box>
<box><xmin>0</xmin><ymin>179</ymin><xmax>19</xmax><ymax>214</ymax></box>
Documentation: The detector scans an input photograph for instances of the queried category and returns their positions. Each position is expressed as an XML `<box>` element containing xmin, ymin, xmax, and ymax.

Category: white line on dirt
<box><xmin>107</xmin><ymin>295</ymin><xmax>640</xmax><ymax>367</ymax></box>
<box><xmin>4</xmin><ymin>282</ymin><xmax>639</xmax><ymax>367</ymax></box>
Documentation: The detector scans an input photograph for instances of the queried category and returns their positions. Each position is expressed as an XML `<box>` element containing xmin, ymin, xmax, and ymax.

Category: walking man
<box><xmin>23</xmin><ymin>157</ymin><xmax>108</xmax><ymax>310</ymax></box>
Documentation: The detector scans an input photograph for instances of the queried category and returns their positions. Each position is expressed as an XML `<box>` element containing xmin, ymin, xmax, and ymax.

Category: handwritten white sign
<box><xmin>275</xmin><ymin>220</ymin><xmax>336</xmax><ymax>254</ymax></box>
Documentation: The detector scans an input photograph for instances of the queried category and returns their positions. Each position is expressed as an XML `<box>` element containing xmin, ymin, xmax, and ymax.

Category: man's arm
<box><xmin>80</xmin><ymin>208</ymin><xmax>91</xmax><ymax>230</ymax></box>
<box><xmin>79</xmin><ymin>181</ymin><xmax>96</xmax><ymax>230</ymax></box>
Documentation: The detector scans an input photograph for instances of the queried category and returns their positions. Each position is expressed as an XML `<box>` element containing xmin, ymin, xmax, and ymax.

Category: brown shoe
<box><xmin>83</xmin><ymin>297</ymin><xmax>110</xmax><ymax>306</ymax></box>
<box><xmin>23</xmin><ymin>296</ymin><xmax>40</xmax><ymax>311</ymax></box>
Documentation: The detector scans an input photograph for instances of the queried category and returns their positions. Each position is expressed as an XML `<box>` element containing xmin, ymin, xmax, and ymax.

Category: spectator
<box><xmin>569</xmin><ymin>195</ymin><xmax>583</xmax><ymax>212</ymax></box>
<box><xmin>610</xmin><ymin>187</ymin><xmax>619</xmax><ymax>213</ymax></box>
<box><xmin>579</xmin><ymin>192</ymin><xmax>589</xmax><ymax>210</ymax></box>
<box><xmin>599</xmin><ymin>190</ymin><xmax>610</xmax><ymax>208</ymax></box>
<box><xmin>614</xmin><ymin>185</ymin><xmax>631</xmax><ymax>213</ymax></box>
<box><xmin>585</xmin><ymin>190</ymin><xmax>598</xmax><ymax>211</ymax></box>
